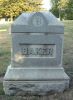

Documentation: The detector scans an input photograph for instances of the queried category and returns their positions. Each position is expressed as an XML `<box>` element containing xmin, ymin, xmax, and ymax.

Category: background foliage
<box><xmin>50</xmin><ymin>0</ymin><xmax>73</xmax><ymax>20</ymax></box>
<box><xmin>0</xmin><ymin>0</ymin><xmax>73</xmax><ymax>20</ymax></box>
<box><xmin>0</xmin><ymin>0</ymin><xmax>42</xmax><ymax>20</ymax></box>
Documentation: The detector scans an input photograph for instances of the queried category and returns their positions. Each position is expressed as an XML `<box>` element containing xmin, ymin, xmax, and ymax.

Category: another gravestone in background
<box><xmin>3</xmin><ymin>12</ymin><xmax>69</xmax><ymax>95</ymax></box>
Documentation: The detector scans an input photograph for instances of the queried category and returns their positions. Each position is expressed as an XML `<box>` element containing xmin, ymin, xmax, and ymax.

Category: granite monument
<box><xmin>3</xmin><ymin>12</ymin><xmax>69</xmax><ymax>95</ymax></box>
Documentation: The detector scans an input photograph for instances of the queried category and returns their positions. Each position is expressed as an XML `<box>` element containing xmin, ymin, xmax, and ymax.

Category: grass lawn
<box><xmin>0</xmin><ymin>24</ymin><xmax>11</xmax><ymax>76</ymax></box>
<box><xmin>63</xmin><ymin>20</ymin><xmax>73</xmax><ymax>74</ymax></box>
<box><xmin>0</xmin><ymin>21</ymin><xmax>73</xmax><ymax>99</ymax></box>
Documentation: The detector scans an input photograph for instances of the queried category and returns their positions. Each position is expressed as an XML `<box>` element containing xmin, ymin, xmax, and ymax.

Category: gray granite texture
<box><xmin>3</xmin><ymin>65</ymin><xmax>69</xmax><ymax>95</ymax></box>
<box><xmin>11</xmin><ymin>34</ymin><xmax>63</xmax><ymax>67</ymax></box>
<box><xmin>11</xmin><ymin>12</ymin><xmax>64</xmax><ymax>33</ymax></box>
<box><xmin>3</xmin><ymin>12</ymin><xmax>69</xmax><ymax>95</ymax></box>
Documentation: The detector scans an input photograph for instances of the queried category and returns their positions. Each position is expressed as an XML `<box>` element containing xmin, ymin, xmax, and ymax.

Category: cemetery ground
<box><xmin>0</xmin><ymin>21</ymin><xmax>73</xmax><ymax>99</ymax></box>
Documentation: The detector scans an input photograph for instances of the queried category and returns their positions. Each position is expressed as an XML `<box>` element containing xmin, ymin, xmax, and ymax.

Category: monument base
<box><xmin>3</xmin><ymin>65</ymin><xmax>69</xmax><ymax>95</ymax></box>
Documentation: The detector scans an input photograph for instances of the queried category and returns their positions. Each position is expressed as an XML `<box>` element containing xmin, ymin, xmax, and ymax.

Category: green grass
<box><xmin>0</xmin><ymin>24</ymin><xmax>10</xmax><ymax>30</ymax></box>
<box><xmin>63</xmin><ymin>20</ymin><xmax>73</xmax><ymax>74</ymax></box>
<box><xmin>0</xmin><ymin>24</ymin><xmax>11</xmax><ymax>76</ymax></box>
<box><xmin>0</xmin><ymin>83</ymin><xmax>4</xmax><ymax>95</ymax></box>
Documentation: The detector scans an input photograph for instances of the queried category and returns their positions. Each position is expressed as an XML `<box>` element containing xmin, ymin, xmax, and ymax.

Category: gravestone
<box><xmin>3</xmin><ymin>12</ymin><xmax>69</xmax><ymax>95</ymax></box>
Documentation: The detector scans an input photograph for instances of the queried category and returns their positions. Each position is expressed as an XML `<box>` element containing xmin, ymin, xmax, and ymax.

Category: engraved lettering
<box><xmin>19</xmin><ymin>44</ymin><xmax>56</xmax><ymax>58</ymax></box>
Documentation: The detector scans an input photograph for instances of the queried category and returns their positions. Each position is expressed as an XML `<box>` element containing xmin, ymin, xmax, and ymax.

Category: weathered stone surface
<box><xmin>12</xmin><ymin>34</ymin><xmax>63</xmax><ymax>67</ymax></box>
<box><xmin>3</xmin><ymin>66</ymin><xmax>69</xmax><ymax>95</ymax></box>
<box><xmin>4</xmin><ymin>65</ymin><xmax>69</xmax><ymax>81</ymax></box>
<box><xmin>3</xmin><ymin>12</ymin><xmax>69</xmax><ymax>95</ymax></box>
<box><xmin>11</xmin><ymin>12</ymin><xmax>64</xmax><ymax>33</ymax></box>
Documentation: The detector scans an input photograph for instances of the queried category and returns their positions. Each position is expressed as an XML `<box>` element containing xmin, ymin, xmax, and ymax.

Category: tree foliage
<box><xmin>59</xmin><ymin>0</ymin><xmax>73</xmax><ymax>20</ymax></box>
<box><xmin>50</xmin><ymin>0</ymin><xmax>59</xmax><ymax>18</ymax></box>
<box><xmin>0</xmin><ymin>0</ymin><xmax>42</xmax><ymax>19</ymax></box>
<box><xmin>51</xmin><ymin>0</ymin><xmax>73</xmax><ymax>20</ymax></box>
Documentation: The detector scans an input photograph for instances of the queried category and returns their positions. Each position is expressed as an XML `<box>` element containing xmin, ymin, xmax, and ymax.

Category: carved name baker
<box><xmin>19</xmin><ymin>43</ymin><xmax>55</xmax><ymax>57</ymax></box>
